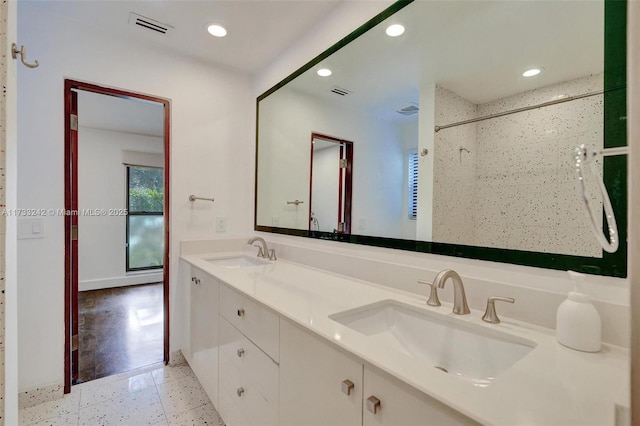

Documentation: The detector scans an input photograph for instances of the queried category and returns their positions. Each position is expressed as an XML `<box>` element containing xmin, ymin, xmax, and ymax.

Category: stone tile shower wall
<box><xmin>0</xmin><ymin>0</ymin><xmax>7</xmax><ymax>423</ymax></box>
<box><xmin>432</xmin><ymin>86</ymin><xmax>478</xmax><ymax>245</ymax></box>
<box><xmin>433</xmin><ymin>75</ymin><xmax>603</xmax><ymax>257</ymax></box>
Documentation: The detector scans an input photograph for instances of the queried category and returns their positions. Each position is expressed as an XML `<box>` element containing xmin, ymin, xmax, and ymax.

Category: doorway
<box><xmin>64</xmin><ymin>80</ymin><xmax>171</xmax><ymax>391</ymax></box>
<box><xmin>309</xmin><ymin>133</ymin><xmax>353</xmax><ymax>234</ymax></box>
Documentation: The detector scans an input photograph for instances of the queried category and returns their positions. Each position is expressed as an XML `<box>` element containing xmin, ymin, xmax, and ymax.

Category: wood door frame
<box><xmin>308</xmin><ymin>133</ymin><xmax>353</xmax><ymax>234</ymax></box>
<box><xmin>63</xmin><ymin>79</ymin><xmax>171</xmax><ymax>393</ymax></box>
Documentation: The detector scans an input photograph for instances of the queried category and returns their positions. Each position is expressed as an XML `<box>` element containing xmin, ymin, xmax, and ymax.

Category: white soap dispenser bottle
<box><xmin>556</xmin><ymin>271</ymin><xmax>601</xmax><ymax>352</ymax></box>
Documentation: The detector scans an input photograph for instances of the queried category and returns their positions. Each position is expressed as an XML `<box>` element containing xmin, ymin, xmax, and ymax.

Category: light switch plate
<box><xmin>18</xmin><ymin>217</ymin><xmax>46</xmax><ymax>239</ymax></box>
<box><xmin>215</xmin><ymin>216</ymin><xmax>227</xmax><ymax>233</ymax></box>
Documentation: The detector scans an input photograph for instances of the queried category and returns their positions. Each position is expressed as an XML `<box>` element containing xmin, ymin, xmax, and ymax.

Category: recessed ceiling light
<box><xmin>207</xmin><ymin>24</ymin><xmax>227</xmax><ymax>37</ymax></box>
<box><xmin>317</xmin><ymin>68</ymin><xmax>332</xmax><ymax>77</ymax></box>
<box><xmin>386</xmin><ymin>24</ymin><xmax>405</xmax><ymax>37</ymax></box>
<box><xmin>522</xmin><ymin>68</ymin><xmax>542</xmax><ymax>77</ymax></box>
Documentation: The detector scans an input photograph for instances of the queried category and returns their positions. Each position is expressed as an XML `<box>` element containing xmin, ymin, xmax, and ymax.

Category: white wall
<box><xmin>78</xmin><ymin>127</ymin><xmax>163</xmax><ymax>291</ymax></box>
<box><xmin>416</xmin><ymin>82</ymin><xmax>435</xmax><ymax>241</ymax></box>
<box><xmin>17</xmin><ymin>3</ymin><xmax>254</xmax><ymax>392</ymax></box>
<box><xmin>257</xmin><ymin>87</ymin><xmax>406</xmax><ymax>237</ymax></box>
<box><xmin>399</xmin><ymin>119</ymin><xmax>418</xmax><ymax>240</ymax></box>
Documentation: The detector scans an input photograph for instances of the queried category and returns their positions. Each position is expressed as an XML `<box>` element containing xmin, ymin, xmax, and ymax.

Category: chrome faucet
<box><xmin>247</xmin><ymin>237</ymin><xmax>276</xmax><ymax>260</ymax></box>
<box><xmin>433</xmin><ymin>269</ymin><xmax>470</xmax><ymax>315</ymax></box>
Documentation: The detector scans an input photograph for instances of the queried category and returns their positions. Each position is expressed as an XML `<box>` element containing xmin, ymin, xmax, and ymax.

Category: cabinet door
<box><xmin>179</xmin><ymin>260</ymin><xmax>193</xmax><ymax>362</ymax></box>
<box><xmin>280</xmin><ymin>319</ymin><xmax>362</xmax><ymax>426</ymax></box>
<box><xmin>190</xmin><ymin>267</ymin><xmax>220</xmax><ymax>407</ymax></box>
<box><xmin>363</xmin><ymin>365</ymin><xmax>478</xmax><ymax>426</ymax></box>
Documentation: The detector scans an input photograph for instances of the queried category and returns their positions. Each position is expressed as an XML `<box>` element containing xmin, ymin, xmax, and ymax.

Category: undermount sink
<box><xmin>204</xmin><ymin>255</ymin><xmax>270</xmax><ymax>268</ymax></box>
<box><xmin>329</xmin><ymin>300</ymin><xmax>535</xmax><ymax>387</ymax></box>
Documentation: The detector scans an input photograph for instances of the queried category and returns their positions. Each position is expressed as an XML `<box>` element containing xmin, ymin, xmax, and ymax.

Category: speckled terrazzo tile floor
<box><xmin>18</xmin><ymin>363</ymin><xmax>226</xmax><ymax>426</ymax></box>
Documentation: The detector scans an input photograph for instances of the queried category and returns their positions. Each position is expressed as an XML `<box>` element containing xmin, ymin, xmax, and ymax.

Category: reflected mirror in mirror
<box><xmin>255</xmin><ymin>0</ymin><xmax>626</xmax><ymax>276</ymax></box>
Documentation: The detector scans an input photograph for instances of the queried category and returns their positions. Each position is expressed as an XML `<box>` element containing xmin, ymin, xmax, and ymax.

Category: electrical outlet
<box><xmin>215</xmin><ymin>217</ymin><xmax>227</xmax><ymax>233</ymax></box>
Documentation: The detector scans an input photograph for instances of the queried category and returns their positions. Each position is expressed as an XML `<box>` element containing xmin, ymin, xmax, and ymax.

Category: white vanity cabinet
<box><xmin>218</xmin><ymin>285</ymin><xmax>280</xmax><ymax>426</ymax></box>
<box><xmin>362</xmin><ymin>365</ymin><xmax>478</xmax><ymax>426</ymax></box>
<box><xmin>181</xmin><ymin>259</ymin><xmax>477</xmax><ymax>426</ymax></box>
<box><xmin>280</xmin><ymin>319</ymin><xmax>363</xmax><ymax>426</ymax></box>
<box><xmin>186</xmin><ymin>265</ymin><xmax>220</xmax><ymax>407</ymax></box>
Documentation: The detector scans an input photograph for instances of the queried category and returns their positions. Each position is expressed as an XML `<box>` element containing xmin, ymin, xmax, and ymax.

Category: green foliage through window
<box><xmin>129</xmin><ymin>188</ymin><xmax>163</xmax><ymax>212</ymax></box>
<box><xmin>128</xmin><ymin>166</ymin><xmax>164</xmax><ymax>213</ymax></box>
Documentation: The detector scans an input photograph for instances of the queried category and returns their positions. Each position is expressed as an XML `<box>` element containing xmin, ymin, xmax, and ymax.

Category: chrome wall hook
<box><xmin>11</xmin><ymin>43</ymin><xmax>39</xmax><ymax>69</ymax></box>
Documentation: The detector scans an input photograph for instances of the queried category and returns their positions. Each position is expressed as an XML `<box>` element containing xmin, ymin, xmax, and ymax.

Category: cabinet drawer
<box><xmin>219</xmin><ymin>284</ymin><xmax>279</xmax><ymax>361</ymax></box>
<box><xmin>219</xmin><ymin>349</ymin><xmax>278</xmax><ymax>426</ymax></box>
<box><xmin>220</xmin><ymin>316</ymin><xmax>279</xmax><ymax>407</ymax></box>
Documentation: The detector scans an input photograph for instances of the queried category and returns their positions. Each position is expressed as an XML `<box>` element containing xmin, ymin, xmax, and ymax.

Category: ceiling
<box><xmin>23</xmin><ymin>0</ymin><xmax>343</xmax><ymax>73</ymax></box>
<box><xmin>77</xmin><ymin>90</ymin><xmax>165</xmax><ymax>137</ymax></box>
<box><xmin>38</xmin><ymin>1</ymin><xmax>351</xmax><ymax>139</ymax></box>
<box><xmin>286</xmin><ymin>0</ymin><xmax>604</xmax><ymax>122</ymax></box>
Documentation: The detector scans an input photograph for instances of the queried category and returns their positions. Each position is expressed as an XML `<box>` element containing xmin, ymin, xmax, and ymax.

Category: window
<box><xmin>408</xmin><ymin>151</ymin><xmax>418</xmax><ymax>220</ymax></box>
<box><xmin>126</xmin><ymin>165</ymin><xmax>164</xmax><ymax>271</ymax></box>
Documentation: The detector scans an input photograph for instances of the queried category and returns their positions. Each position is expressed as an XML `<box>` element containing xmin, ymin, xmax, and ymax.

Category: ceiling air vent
<box><xmin>330</xmin><ymin>86</ymin><xmax>352</xmax><ymax>97</ymax></box>
<box><xmin>128</xmin><ymin>12</ymin><xmax>173</xmax><ymax>35</ymax></box>
<box><xmin>396</xmin><ymin>102</ymin><xmax>419</xmax><ymax>116</ymax></box>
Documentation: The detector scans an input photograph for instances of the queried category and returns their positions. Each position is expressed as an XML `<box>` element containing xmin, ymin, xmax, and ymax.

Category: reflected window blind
<box><xmin>408</xmin><ymin>151</ymin><xmax>418</xmax><ymax>220</ymax></box>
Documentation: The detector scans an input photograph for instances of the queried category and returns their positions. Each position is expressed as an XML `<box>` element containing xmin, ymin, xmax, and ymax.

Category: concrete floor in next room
<box><xmin>19</xmin><ymin>362</ymin><xmax>225</xmax><ymax>425</ymax></box>
<box><xmin>78</xmin><ymin>283</ymin><xmax>164</xmax><ymax>383</ymax></box>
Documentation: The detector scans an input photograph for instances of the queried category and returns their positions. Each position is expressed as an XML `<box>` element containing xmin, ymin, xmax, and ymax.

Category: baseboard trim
<box><xmin>79</xmin><ymin>272</ymin><xmax>163</xmax><ymax>291</ymax></box>
<box><xmin>18</xmin><ymin>382</ymin><xmax>64</xmax><ymax>410</ymax></box>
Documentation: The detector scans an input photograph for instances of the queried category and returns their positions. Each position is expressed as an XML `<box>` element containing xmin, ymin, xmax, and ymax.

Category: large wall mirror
<box><xmin>255</xmin><ymin>0</ymin><xmax>627</xmax><ymax>277</ymax></box>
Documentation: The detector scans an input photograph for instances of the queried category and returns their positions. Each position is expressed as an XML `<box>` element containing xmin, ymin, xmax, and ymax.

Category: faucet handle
<box><xmin>268</xmin><ymin>249</ymin><xmax>277</xmax><ymax>261</ymax></box>
<box><xmin>482</xmin><ymin>296</ymin><xmax>515</xmax><ymax>324</ymax></box>
<box><xmin>254</xmin><ymin>246</ymin><xmax>265</xmax><ymax>258</ymax></box>
<box><xmin>417</xmin><ymin>280</ymin><xmax>441</xmax><ymax>307</ymax></box>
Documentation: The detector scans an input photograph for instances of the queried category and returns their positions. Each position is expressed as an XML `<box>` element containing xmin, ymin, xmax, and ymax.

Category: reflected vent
<box><xmin>129</xmin><ymin>12</ymin><xmax>173</xmax><ymax>35</ymax></box>
<box><xmin>330</xmin><ymin>87</ymin><xmax>352</xmax><ymax>97</ymax></box>
<box><xmin>396</xmin><ymin>102</ymin><xmax>419</xmax><ymax>116</ymax></box>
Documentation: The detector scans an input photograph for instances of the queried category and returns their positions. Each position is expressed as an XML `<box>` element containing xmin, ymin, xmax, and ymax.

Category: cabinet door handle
<box><xmin>366</xmin><ymin>396</ymin><xmax>381</xmax><ymax>414</ymax></box>
<box><xmin>237</xmin><ymin>387</ymin><xmax>245</xmax><ymax>397</ymax></box>
<box><xmin>237</xmin><ymin>308</ymin><xmax>245</xmax><ymax>317</ymax></box>
<box><xmin>341</xmin><ymin>379</ymin><xmax>354</xmax><ymax>396</ymax></box>
<box><xmin>237</xmin><ymin>348</ymin><xmax>245</xmax><ymax>358</ymax></box>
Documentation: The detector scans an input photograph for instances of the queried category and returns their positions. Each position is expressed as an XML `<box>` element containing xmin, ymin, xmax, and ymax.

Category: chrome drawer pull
<box><xmin>237</xmin><ymin>387</ymin><xmax>244</xmax><ymax>397</ymax></box>
<box><xmin>237</xmin><ymin>308</ymin><xmax>245</xmax><ymax>317</ymax></box>
<box><xmin>237</xmin><ymin>348</ymin><xmax>245</xmax><ymax>358</ymax></box>
<box><xmin>366</xmin><ymin>396</ymin><xmax>381</xmax><ymax>414</ymax></box>
<box><xmin>341</xmin><ymin>379</ymin><xmax>354</xmax><ymax>396</ymax></box>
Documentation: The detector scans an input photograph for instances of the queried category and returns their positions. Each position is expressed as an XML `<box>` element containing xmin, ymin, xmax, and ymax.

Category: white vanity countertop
<box><xmin>181</xmin><ymin>251</ymin><xmax>629</xmax><ymax>426</ymax></box>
